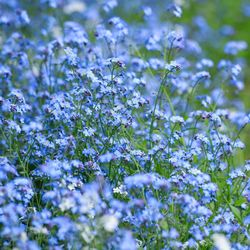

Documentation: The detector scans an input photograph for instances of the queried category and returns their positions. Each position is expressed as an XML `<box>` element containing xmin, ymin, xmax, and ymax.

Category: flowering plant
<box><xmin>0</xmin><ymin>0</ymin><xmax>249</xmax><ymax>249</ymax></box>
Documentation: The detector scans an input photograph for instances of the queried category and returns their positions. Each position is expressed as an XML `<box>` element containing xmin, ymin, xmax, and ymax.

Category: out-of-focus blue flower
<box><xmin>224</xmin><ymin>41</ymin><xmax>247</xmax><ymax>55</ymax></box>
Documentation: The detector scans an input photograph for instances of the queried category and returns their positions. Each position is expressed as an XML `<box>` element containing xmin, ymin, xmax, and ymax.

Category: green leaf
<box><xmin>159</xmin><ymin>219</ymin><xmax>169</xmax><ymax>231</ymax></box>
<box><xmin>229</xmin><ymin>204</ymin><xmax>242</xmax><ymax>223</ymax></box>
<box><xmin>234</xmin><ymin>197</ymin><xmax>246</xmax><ymax>207</ymax></box>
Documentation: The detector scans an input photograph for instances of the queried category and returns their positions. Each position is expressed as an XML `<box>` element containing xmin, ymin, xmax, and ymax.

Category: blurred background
<box><xmin>183</xmin><ymin>0</ymin><xmax>250</xmax><ymax>108</ymax></box>
<box><xmin>183</xmin><ymin>0</ymin><xmax>250</xmax><ymax>158</ymax></box>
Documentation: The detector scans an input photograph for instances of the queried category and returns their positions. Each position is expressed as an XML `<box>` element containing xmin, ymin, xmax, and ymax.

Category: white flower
<box><xmin>113</xmin><ymin>184</ymin><xmax>128</xmax><ymax>196</ymax></box>
<box><xmin>212</xmin><ymin>234</ymin><xmax>231</xmax><ymax>250</ymax></box>
<box><xmin>63</xmin><ymin>1</ymin><xmax>85</xmax><ymax>14</ymax></box>
<box><xmin>59</xmin><ymin>197</ymin><xmax>75</xmax><ymax>211</ymax></box>
<box><xmin>101</xmin><ymin>214</ymin><xmax>119</xmax><ymax>232</ymax></box>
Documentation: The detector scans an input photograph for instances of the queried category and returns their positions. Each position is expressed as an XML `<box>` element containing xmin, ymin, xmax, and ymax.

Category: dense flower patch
<box><xmin>0</xmin><ymin>0</ymin><xmax>249</xmax><ymax>249</ymax></box>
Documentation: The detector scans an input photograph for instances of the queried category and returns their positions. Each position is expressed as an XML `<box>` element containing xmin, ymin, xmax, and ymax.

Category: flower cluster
<box><xmin>0</xmin><ymin>0</ymin><xmax>249</xmax><ymax>249</ymax></box>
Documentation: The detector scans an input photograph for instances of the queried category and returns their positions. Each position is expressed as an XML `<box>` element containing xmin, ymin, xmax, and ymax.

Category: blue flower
<box><xmin>224</xmin><ymin>41</ymin><xmax>247</xmax><ymax>55</ymax></box>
